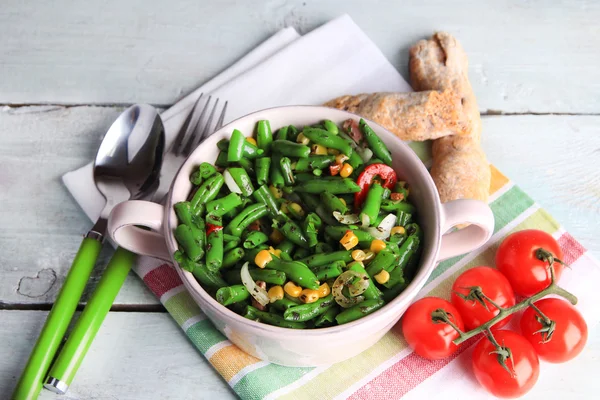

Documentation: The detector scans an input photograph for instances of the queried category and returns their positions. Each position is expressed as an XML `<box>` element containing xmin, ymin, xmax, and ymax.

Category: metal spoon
<box><xmin>13</xmin><ymin>104</ymin><xmax>165</xmax><ymax>400</ymax></box>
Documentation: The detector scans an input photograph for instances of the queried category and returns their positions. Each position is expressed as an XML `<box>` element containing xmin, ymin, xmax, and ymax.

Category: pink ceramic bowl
<box><xmin>107</xmin><ymin>106</ymin><xmax>494</xmax><ymax>367</ymax></box>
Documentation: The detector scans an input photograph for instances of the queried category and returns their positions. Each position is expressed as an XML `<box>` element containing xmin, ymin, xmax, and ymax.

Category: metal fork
<box><xmin>151</xmin><ymin>93</ymin><xmax>228</xmax><ymax>202</ymax></box>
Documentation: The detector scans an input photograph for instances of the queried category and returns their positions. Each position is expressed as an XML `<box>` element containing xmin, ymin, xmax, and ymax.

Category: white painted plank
<box><xmin>482</xmin><ymin>115</ymin><xmax>600</xmax><ymax>256</ymax></box>
<box><xmin>0</xmin><ymin>105</ymin><xmax>159</xmax><ymax>306</ymax></box>
<box><xmin>1</xmin><ymin>0</ymin><xmax>599</xmax><ymax>113</ymax></box>
<box><xmin>2</xmin><ymin>310</ymin><xmax>237</xmax><ymax>400</ymax></box>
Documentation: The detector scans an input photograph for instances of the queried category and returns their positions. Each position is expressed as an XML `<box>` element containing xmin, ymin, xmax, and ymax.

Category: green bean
<box><xmin>227</xmin><ymin>129</ymin><xmax>245</xmax><ymax>162</ymax></box>
<box><xmin>382</xmin><ymin>187</ymin><xmax>391</xmax><ymax>200</ymax></box>
<box><xmin>279</xmin><ymin>157</ymin><xmax>295</xmax><ymax>186</ymax></box>
<box><xmin>244</xmin><ymin>306</ymin><xmax>306</xmax><ymax>329</ymax></box>
<box><xmin>206</xmin><ymin>192</ymin><xmax>242</xmax><ymax>217</ymax></box>
<box><xmin>174</xmin><ymin>251</ymin><xmax>226</xmax><ymax>288</ymax></box>
<box><xmin>365</xmin><ymin>249</ymin><xmax>397</xmax><ymax>277</ymax></box>
<box><xmin>190</xmin><ymin>162</ymin><xmax>218</xmax><ymax>185</ymax></box>
<box><xmin>266</xmin><ymin>259</ymin><xmax>319</xmax><ymax>289</ymax></box>
<box><xmin>388</xmin><ymin>232</ymin><xmax>407</xmax><ymax>247</ymax></box>
<box><xmin>250</xmin><ymin>269</ymin><xmax>287</xmax><ymax>285</ymax></box>
<box><xmin>294</xmin><ymin>178</ymin><xmax>360</xmax><ymax>194</ymax></box>
<box><xmin>216</xmin><ymin>285</ymin><xmax>250</xmax><ymax>306</ymax></box>
<box><xmin>298</xmin><ymin>192</ymin><xmax>320</xmax><ymax>212</ymax></box>
<box><xmin>227</xmin><ymin>167</ymin><xmax>254</xmax><ymax>197</ymax></box>
<box><xmin>205</xmin><ymin>213</ymin><xmax>222</xmax><ymax>226</ymax></box>
<box><xmin>380</xmin><ymin>199</ymin><xmax>417</xmax><ymax>214</ymax></box>
<box><xmin>271</xmin><ymin>297</ymin><xmax>301</xmax><ymax>311</ymax></box>
<box><xmin>190</xmin><ymin>173</ymin><xmax>224</xmax><ymax>210</ymax></box>
<box><xmin>205</xmin><ymin>226</ymin><xmax>224</xmax><ymax>272</ymax></box>
<box><xmin>294</xmin><ymin>155</ymin><xmax>335</xmax><ymax>172</ymax></box>
<box><xmin>174</xmin><ymin>224</ymin><xmax>204</xmax><ymax>261</ymax></box>
<box><xmin>314</xmin><ymin>242</ymin><xmax>333</xmax><ymax>254</ymax></box>
<box><xmin>385</xmin><ymin>235</ymin><xmax>420</xmax><ymax>288</ymax></box>
<box><xmin>237</xmin><ymin>156</ymin><xmax>256</xmax><ymax>177</ymax></box>
<box><xmin>225</xmin><ymin>203</ymin><xmax>268</xmax><ymax>237</ymax></box>
<box><xmin>287</xmin><ymin>125</ymin><xmax>300</xmax><ymax>142</ymax></box>
<box><xmin>256</xmin><ymin>120</ymin><xmax>273</xmax><ymax>153</ymax></box>
<box><xmin>273</xmin><ymin>218</ymin><xmax>309</xmax><ymax>249</ymax></box>
<box><xmin>256</xmin><ymin>157</ymin><xmax>271</xmax><ymax>186</ymax></box>
<box><xmin>360</xmin><ymin>182</ymin><xmax>384</xmax><ymax>224</ymax></box>
<box><xmin>359</xmin><ymin>119</ymin><xmax>392</xmax><ymax>166</ymax></box>
<box><xmin>222</xmin><ymin>247</ymin><xmax>245</xmax><ymax>268</ymax></box>
<box><xmin>243</xmin><ymin>231</ymin><xmax>269</xmax><ymax>249</ymax></box>
<box><xmin>381</xmin><ymin>281</ymin><xmax>408</xmax><ymax>302</ymax></box>
<box><xmin>347</xmin><ymin>150</ymin><xmax>364</xmax><ymax>171</ymax></box>
<box><xmin>302</xmin><ymin>128</ymin><xmax>353</xmax><ymax>156</ymax></box>
<box><xmin>271</xmin><ymin>140</ymin><xmax>311</xmax><ymax>158</ymax></box>
<box><xmin>302</xmin><ymin>213</ymin><xmax>321</xmax><ymax>248</ymax></box>
<box><xmin>315</xmin><ymin>306</ymin><xmax>340</xmax><ymax>327</ymax></box>
<box><xmin>293</xmin><ymin>247</ymin><xmax>310</xmax><ymax>260</ymax></box>
<box><xmin>396</xmin><ymin>210</ymin><xmax>412</xmax><ymax>226</ymax></box>
<box><xmin>301</xmin><ymin>250</ymin><xmax>353</xmax><ymax>268</ymax></box>
<box><xmin>269</xmin><ymin>153</ymin><xmax>285</xmax><ymax>188</ymax></box>
<box><xmin>324</xmin><ymin>226</ymin><xmax>375</xmax><ymax>247</ymax></box>
<box><xmin>174</xmin><ymin>202</ymin><xmax>205</xmax><ymax>250</ymax></box>
<box><xmin>276</xmin><ymin>125</ymin><xmax>289</xmax><ymax>141</ymax></box>
<box><xmin>335</xmin><ymin>298</ymin><xmax>385</xmax><ymax>325</ymax></box>
<box><xmin>217</xmin><ymin>138</ymin><xmax>263</xmax><ymax>159</ymax></box>
<box><xmin>276</xmin><ymin>239</ymin><xmax>295</xmax><ymax>255</ymax></box>
<box><xmin>320</xmin><ymin>191</ymin><xmax>348</xmax><ymax>214</ymax></box>
<box><xmin>283</xmin><ymin>294</ymin><xmax>335</xmax><ymax>322</ymax></box>
<box><xmin>348</xmin><ymin>261</ymin><xmax>382</xmax><ymax>300</ymax></box>
<box><xmin>310</xmin><ymin>261</ymin><xmax>345</xmax><ymax>281</ymax></box>
<box><xmin>215</xmin><ymin>151</ymin><xmax>228</xmax><ymax>167</ymax></box>
<box><xmin>323</xmin><ymin>120</ymin><xmax>339</xmax><ymax>135</ymax></box>
<box><xmin>252</xmin><ymin>184</ymin><xmax>281</xmax><ymax>219</ymax></box>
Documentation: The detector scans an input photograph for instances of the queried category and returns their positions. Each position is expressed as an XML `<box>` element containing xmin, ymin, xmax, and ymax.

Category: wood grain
<box><xmin>1</xmin><ymin>0</ymin><xmax>599</xmax><ymax>113</ymax></box>
<box><xmin>2</xmin><ymin>310</ymin><xmax>237</xmax><ymax>400</ymax></box>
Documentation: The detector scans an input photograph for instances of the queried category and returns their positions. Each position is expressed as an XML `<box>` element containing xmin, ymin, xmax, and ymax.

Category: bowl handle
<box><xmin>107</xmin><ymin>200</ymin><xmax>171</xmax><ymax>261</ymax></box>
<box><xmin>437</xmin><ymin>199</ymin><xmax>495</xmax><ymax>261</ymax></box>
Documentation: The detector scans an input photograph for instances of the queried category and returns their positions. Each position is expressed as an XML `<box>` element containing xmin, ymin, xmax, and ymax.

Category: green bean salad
<box><xmin>173</xmin><ymin>118</ymin><xmax>422</xmax><ymax>329</ymax></box>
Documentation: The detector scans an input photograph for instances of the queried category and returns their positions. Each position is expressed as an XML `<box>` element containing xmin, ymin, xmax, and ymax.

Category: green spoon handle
<box><xmin>45</xmin><ymin>247</ymin><xmax>136</xmax><ymax>394</ymax></box>
<box><xmin>12</xmin><ymin>236</ymin><xmax>103</xmax><ymax>400</ymax></box>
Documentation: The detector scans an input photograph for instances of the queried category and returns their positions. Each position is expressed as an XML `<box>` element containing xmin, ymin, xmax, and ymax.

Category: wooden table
<box><xmin>2</xmin><ymin>1</ymin><xmax>599</xmax><ymax>399</ymax></box>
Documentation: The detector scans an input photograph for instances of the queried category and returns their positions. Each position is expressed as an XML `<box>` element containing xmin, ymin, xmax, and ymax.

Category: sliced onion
<box><xmin>356</xmin><ymin>147</ymin><xmax>373</xmax><ymax>163</ymax></box>
<box><xmin>360</xmin><ymin>213</ymin><xmax>370</xmax><ymax>228</ymax></box>
<box><xmin>366</xmin><ymin>214</ymin><xmax>396</xmax><ymax>240</ymax></box>
<box><xmin>333</xmin><ymin>211</ymin><xmax>360</xmax><ymax>225</ymax></box>
<box><xmin>240</xmin><ymin>262</ymin><xmax>269</xmax><ymax>306</ymax></box>
<box><xmin>332</xmin><ymin>270</ymin><xmax>367</xmax><ymax>308</ymax></box>
<box><xmin>223</xmin><ymin>169</ymin><xmax>242</xmax><ymax>194</ymax></box>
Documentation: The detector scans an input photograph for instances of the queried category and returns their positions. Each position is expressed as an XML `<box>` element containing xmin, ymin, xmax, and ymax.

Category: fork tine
<box><xmin>178</xmin><ymin>96</ymin><xmax>212</xmax><ymax>156</ymax></box>
<box><xmin>215</xmin><ymin>101</ymin><xmax>228</xmax><ymax>130</ymax></box>
<box><xmin>187</xmin><ymin>99</ymin><xmax>220</xmax><ymax>154</ymax></box>
<box><xmin>171</xmin><ymin>93</ymin><xmax>204</xmax><ymax>154</ymax></box>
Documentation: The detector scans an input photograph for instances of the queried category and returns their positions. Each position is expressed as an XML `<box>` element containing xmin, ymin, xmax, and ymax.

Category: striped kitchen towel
<box><xmin>134</xmin><ymin>162</ymin><xmax>600</xmax><ymax>400</ymax></box>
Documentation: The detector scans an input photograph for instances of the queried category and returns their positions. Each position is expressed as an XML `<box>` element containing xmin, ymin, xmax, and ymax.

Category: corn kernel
<box><xmin>363</xmin><ymin>251</ymin><xmax>376</xmax><ymax>262</ymax></box>
<box><xmin>335</xmin><ymin>154</ymin><xmax>349</xmax><ymax>165</ymax></box>
<box><xmin>245</xmin><ymin>137</ymin><xmax>257</xmax><ymax>146</ymax></box>
<box><xmin>327</xmin><ymin>148</ymin><xmax>340</xmax><ymax>155</ymax></box>
<box><xmin>340</xmin><ymin>230</ymin><xmax>359</xmax><ymax>250</ymax></box>
<box><xmin>296</xmin><ymin>133</ymin><xmax>310</xmax><ymax>145</ymax></box>
<box><xmin>270</xmin><ymin>229</ymin><xmax>284</xmax><ymax>244</ymax></box>
<box><xmin>311</xmin><ymin>144</ymin><xmax>328</xmax><ymax>155</ymax></box>
<box><xmin>370</xmin><ymin>239</ymin><xmax>387</xmax><ymax>253</ymax></box>
<box><xmin>299</xmin><ymin>289</ymin><xmax>320</xmax><ymax>303</ymax></box>
<box><xmin>280</xmin><ymin>202</ymin><xmax>289</xmax><ymax>214</ymax></box>
<box><xmin>340</xmin><ymin>163</ymin><xmax>353</xmax><ymax>178</ymax></box>
<box><xmin>339</xmin><ymin>198</ymin><xmax>347</xmax><ymax>206</ymax></box>
<box><xmin>317</xmin><ymin>283</ymin><xmax>330</xmax><ymax>298</ymax></box>
<box><xmin>268</xmin><ymin>285</ymin><xmax>284</xmax><ymax>303</ymax></box>
<box><xmin>288</xmin><ymin>202</ymin><xmax>305</xmax><ymax>217</ymax></box>
<box><xmin>351</xmin><ymin>249</ymin><xmax>367</xmax><ymax>262</ymax></box>
<box><xmin>254</xmin><ymin>249</ymin><xmax>273</xmax><ymax>269</ymax></box>
<box><xmin>269</xmin><ymin>185</ymin><xmax>283</xmax><ymax>199</ymax></box>
<box><xmin>284</xmin><ymin>281</ymin><xmax>302</xmax><ymax>297</ymax></box>
<box><xmin>267</xmin><ymin>246</ymin><xmax>282</xmax><ymax>258</ymax></box>
<box><xmin>374</xmin><ymin>270</ymin><xmax>390</xmax><ymax>284</ymax></box>
<box><xmin>390</xmin><ymin>226</ymin><xmax>406</xmax><ymax>236</ymax></box>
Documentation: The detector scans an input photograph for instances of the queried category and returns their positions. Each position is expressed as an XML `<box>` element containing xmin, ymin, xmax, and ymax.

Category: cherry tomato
<box><xmin>472</xmin><ymin>330</ymin><xmax>539</xmax><ymax>398</ymax></box>
<box><xmin>496</xmin><ymin>229</ymin><xmax>564</xmax><ymax>297</ymax></box>
<box><xmin>520</xmin><ymin>298</ymin><xmax>588</xmax><ymax>363</ymax></box>
<box><xmin>401</xmin><ymin>297</ymin><xmax>464</xmax><ymax>360</ymax></box>
<box><xmin>354</xmin><ymin>163</ymin><xmax>397</xmax><ymax>208</ymax></box>
<box><xmin>451</xmin><ymin>266</ymin><xmax>516</xmax><ymax>330</ymax></box>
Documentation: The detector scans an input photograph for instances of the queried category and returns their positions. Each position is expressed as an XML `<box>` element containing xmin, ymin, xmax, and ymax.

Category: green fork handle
<box><xmin>12</xmin><ymin>237</ymin><xmax>103</xmax><ymax>400</ymax></box>
<box><xmin>44</xmin><ymin>247</ymin><xmax>136</xmax><ymax>394</ymax></box>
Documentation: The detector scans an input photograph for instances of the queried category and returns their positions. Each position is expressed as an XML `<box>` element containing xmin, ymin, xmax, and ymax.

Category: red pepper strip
<box><xmin>354</xmin><ymin>163</ymin><xmax>397</xmax><ymax>209</ymax></box>
<box><xmin>206</xmin><ymin>223</ymin><xmax>224</xmax><ymax>236</ymax></box>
